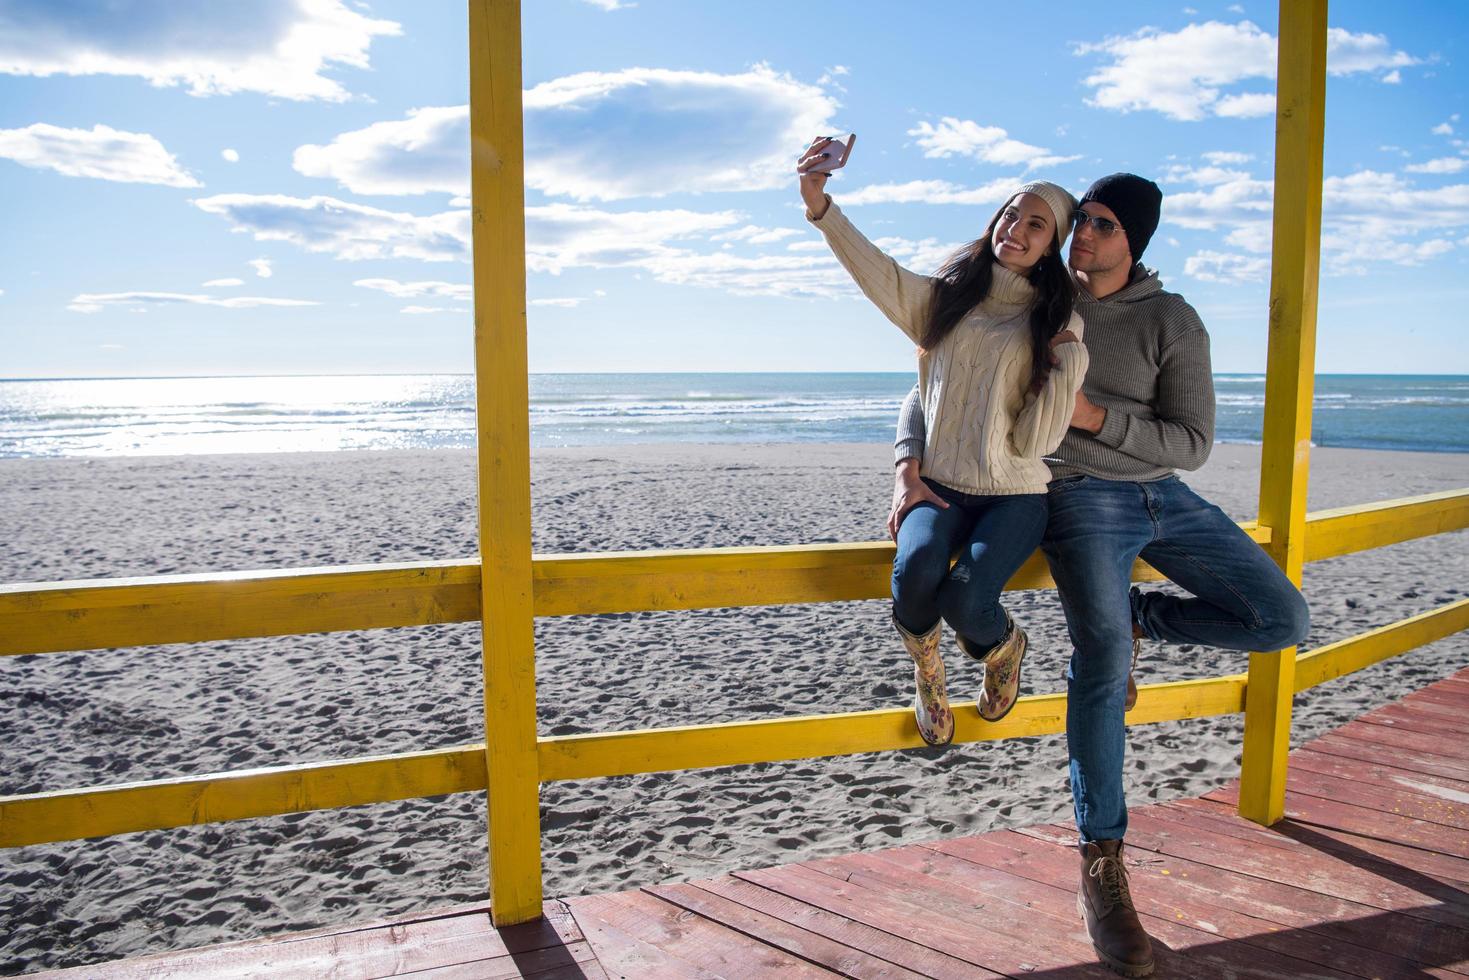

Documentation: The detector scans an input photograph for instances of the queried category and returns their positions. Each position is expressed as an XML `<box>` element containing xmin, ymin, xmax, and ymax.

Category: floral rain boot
<box><xmin>962</xmin><ymin>612</ymin><xmax>1027</xmax><ymax>723</ymax></box>
<box><xmin>894</xmin><ymin>617</ymin><xmax>954</xmax><ymax>746</ymax></box>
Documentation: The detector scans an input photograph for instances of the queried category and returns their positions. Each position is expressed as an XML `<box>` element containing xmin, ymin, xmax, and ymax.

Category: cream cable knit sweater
<box><xmin>811</xmin><ymin>199</ymin><xmax>1088</xmax><ymax>495</ymax></box>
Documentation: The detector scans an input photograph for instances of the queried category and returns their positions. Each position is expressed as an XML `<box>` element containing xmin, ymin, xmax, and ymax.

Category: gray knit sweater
<box><xmin>896</xmin><ymin>266</ymin><xmax>1215</xmax><ymax>482</ymax></box>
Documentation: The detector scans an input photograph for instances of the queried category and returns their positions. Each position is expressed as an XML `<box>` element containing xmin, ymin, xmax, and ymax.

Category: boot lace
<box><xmin>1088</xmin><ymin>853</ymin><xmax>1135</xmax><ymax>912</ymax></box>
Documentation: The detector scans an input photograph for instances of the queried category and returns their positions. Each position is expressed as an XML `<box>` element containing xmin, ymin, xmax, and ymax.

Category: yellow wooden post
<box><xmin>1238</xmin><ymin>0</ymin><xmax>1328</xmax><ymax>826</ymax></box>
<box><xmin>468</xmin><ymin>0</ymin><xmax>542</xmax><ymax>924</ymax></box>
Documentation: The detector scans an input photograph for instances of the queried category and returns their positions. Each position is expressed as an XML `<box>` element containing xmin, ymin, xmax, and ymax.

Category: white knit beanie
<box><xmin>1011</xmin><ymin>180</ymin><xmax>1078</xmax><ymax>253</ymax></box>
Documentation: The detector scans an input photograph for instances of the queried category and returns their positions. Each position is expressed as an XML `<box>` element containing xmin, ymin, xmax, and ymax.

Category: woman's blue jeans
<box><xmin>1042</xmin><ymin>474</ymin><xmax>1311</xmax><ymax>843</ymax></box>
<box><xmin>892</xmin><ymin>479</ymin><xmax>1048</xmax><ymax>649</ymax></box>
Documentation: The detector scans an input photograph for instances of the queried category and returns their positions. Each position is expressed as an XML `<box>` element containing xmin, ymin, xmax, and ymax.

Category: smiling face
<box><xmin>989</xmin><ymin>192</ymin><xmax>1055</xmax><ymax>275</ymax></box>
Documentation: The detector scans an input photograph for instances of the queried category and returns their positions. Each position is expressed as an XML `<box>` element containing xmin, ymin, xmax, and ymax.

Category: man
<box><xmin>890</xmin><ymin>173</ymin><xmax>1310</xmax><ymax>977</ymax></box>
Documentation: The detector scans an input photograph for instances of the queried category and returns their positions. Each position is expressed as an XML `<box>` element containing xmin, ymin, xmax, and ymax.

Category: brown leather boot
<box><xmin>1078</xmin><ymin>840</ymin><xmax>1154</xmax><ymax>977</ymax></box>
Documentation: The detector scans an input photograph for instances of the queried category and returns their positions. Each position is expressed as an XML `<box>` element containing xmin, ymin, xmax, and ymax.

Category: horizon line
<box><xmin>4</xmin><ymin>370</ymin><xmax>1467</xmax><ymax>383</ymax></box>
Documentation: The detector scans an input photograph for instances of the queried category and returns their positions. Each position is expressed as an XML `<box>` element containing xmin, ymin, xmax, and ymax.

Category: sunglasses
<box><xmin>1072</xmin><ymin>210</ymin><xmax>1122</xmax><ymax>238</ymax></box>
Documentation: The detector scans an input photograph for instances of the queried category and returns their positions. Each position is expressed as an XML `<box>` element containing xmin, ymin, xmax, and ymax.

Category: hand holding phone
<box><xmin>797</xmin><ymin>133</ymin><xmax>856</xmax><ymax>175</ymax></box>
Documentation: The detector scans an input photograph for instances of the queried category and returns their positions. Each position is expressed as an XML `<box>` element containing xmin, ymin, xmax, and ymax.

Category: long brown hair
<box><xmin>920</xmin><ymin>199</ymin><xmax>1075</xmax><ymax>393</ymax></box>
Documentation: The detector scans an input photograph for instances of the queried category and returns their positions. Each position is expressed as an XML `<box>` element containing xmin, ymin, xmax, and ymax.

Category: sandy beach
<box><xmin>1</xmin><ymin>442</ymin><xmax>1465</xmax><ymax>974</ymax></box>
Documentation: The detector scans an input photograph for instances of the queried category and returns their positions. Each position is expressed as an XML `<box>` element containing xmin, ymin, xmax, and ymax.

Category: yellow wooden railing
<box><xmin>1</xmin><ymin>0</ymin><xmax>1466</xmax><ymax>930</ymax></box>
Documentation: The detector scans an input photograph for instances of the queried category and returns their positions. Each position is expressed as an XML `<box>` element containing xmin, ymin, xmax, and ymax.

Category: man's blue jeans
<box><xmin>1042</xmin><ymin>474</ymin><xmax>1310</xmax><ymax>843</ymax></box>
<box><xmin>893</xmin><ymin>480</ymin><xmax>1048</xmax><ymax>649</ymax></box>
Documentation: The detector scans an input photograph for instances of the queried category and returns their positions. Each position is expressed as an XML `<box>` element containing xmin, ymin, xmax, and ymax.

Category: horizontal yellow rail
<box><xmin>1304</xmin><ymin>488</ymin><xmax>1469</xmax><ymax>562</ymax></box>
<box><xmin>3</xmin><ymin>485</ymin><xmax>1461</xmax><ymax>658</ymax></box>
<box><xmin>536</xmin><ymin>673</ymin><xmax>1247</xmax><ymax>782</ymax></box>
<box><xmin>1293</xmin><ymin>597</ymin><xmax>1469</xmax><ymax>692</ymax></box>
<box><xmin>0</xmin><ymin>676</ymin><xmax>1243</xmax><ymax>848</ymax></box>
<box><xmin>2</xmin><ymin>518</ymin><xmax>1285</xmax><ymax>656</ymax></box>
<box><xmin>5</xmin><ymin>484</ymin><xmax>1463</xmax><ymax>658</ymax></box>
<box><xmin>0</xmin><ymin>744</ymin><xmax>487</xmax><ymax>849</ymax></box>
<box><xmin>0</xmin><ymin>561</ymin><xmax>481</xmax><ymax>656</ymax></box>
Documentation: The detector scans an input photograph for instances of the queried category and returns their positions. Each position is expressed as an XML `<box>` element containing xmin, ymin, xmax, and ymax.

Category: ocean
<box><xmin>1</xmin><ymin>373</ymin><xmax>1466</xmax><ymax>458</ymax></box>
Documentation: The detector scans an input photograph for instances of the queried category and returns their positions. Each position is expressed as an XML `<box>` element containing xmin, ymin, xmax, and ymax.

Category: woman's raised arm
<box><xmin>797</xmin><ymin>136</ymin><xmax>933</xmax><ymax>343</ymax></box>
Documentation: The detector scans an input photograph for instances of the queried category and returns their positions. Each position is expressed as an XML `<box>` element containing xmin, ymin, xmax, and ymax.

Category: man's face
<box><xmin>1068</xmin><ymin>200</ymin><xmax>1132</xmax><ymax>277</ymax></box>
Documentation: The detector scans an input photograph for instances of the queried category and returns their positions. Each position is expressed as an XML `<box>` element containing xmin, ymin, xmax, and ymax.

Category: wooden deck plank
<box><xmin>1158</xmin><ymin>798</ymin><xmax>1469</xmax><ymax>887</ymax></box>
<box><xmin>565</xmin><ymin>896</ymin><xmax>727</xmax><ymax>980</ymax></box>
<box><xmin>645</xmin><ymin>880</ymin><xmax>927</xmax><ymax>979</ymax></box>
<box><xmin>1369</xmin><ymin>691</ymin><xmax>1469</xmax><ymax>721</ymax></box>
<box><xmin>392</xmin><ymin>941</ymin><xmax>608</xmax><ymax>980</ymax></box>
<box><xmin>570</xmin><ymin>891</ymin><xmax>836</xmax><ymax>979</ymax></box>
<box><xmin>689</xmin><ymin>875</ymin><xmax>989</xmax><ymax>980</ymax></box>
<box><xmin>921</xmin><ymin>825</ymin><xmax>1467</xmax><ymax>979</ymax></box>
<box><xmin>1204</xmin><ymin>785</ymin><xmax>1469</xmax><ymax>860</ymax></box>
<box><xmin>1290</xmin><ymin>746</ymin><xmax>1469</xmax><ymax>798</ymax></box>
<box><xmin>734</xmin><ymin>863</ymin><xmax>1017</xmax><ymax>978</ymax></box>
<box><xmin>803</xmin><ymin>850</ymin><xmax>1142</xmax><ymax>977</ymax></box>
<box><xmin>1304</xmin><ymin>731</ymin><xmax>1469</xmax><ymax>781</ymax></box>
<box><xmin>851</xmin><ymin>839</ymin><xmax>1374</xmax><ymax>979</ymax></box>
<box><xmin>1019</xmin><ymin>817</ymin><xmax>1469</xmax><ymax>930</ymax></box>
<box><xmin>1356</xmin><ymin>707</ymin><xmax>1469</xmax><ymax>739</ymax></box>
<box><xmin>43</xmin><ymin>903</ymin><xmax>589</xmax><ymax>979</ymax></box>
<box><xmin>1331</xmin><ymin>718</ymin><xmax>1469</xmax><ymax>760</ymax></box>
<box><xmin>1236</xmin><ymin>765</ymin><xmax>1469</xmax><ymax>831</ymax></box>
<box><xmin>1393</xmin><ymin>686</ymin><xmax>1469</xmax><ymax>710</ymax></box>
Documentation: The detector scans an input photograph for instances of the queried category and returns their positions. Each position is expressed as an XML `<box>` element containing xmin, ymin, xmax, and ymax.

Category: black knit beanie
<box><xmin>1080</xmin><ymin>173</ymin><xmax>1163</xmax><ymax>263</ymax></box>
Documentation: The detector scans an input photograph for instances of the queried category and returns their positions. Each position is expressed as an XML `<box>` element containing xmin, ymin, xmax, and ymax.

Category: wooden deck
<box><xmin>50</xmin><ymin>668</ymin><xmax>1469</xmax><ymax>978</ymax></box>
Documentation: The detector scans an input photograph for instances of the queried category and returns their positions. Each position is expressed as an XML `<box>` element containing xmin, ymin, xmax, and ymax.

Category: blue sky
<box><xmin>1</xmin><ymin>0</ymin><xmax>1466</xmax><ymax>378</ymax></box>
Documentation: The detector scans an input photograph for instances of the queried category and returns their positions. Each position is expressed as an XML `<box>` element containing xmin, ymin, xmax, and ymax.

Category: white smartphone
<box><xmin>801</xmin><ymin>133</ymin><xmax>856</xmax><ymax>173</ymax></box>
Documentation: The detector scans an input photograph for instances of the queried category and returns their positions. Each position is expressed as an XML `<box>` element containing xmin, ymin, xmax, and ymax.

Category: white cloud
<box><xmin>0</xmin><ymin>123</ymin><xmax>199</xmax><ymax>186</ymax></box>
<box><xmin>839</xmin><ymin>177</ymin><xmax>1020</xmax><ymax>207</ymax></box>
<box><xmin>1432</xmin><ymin>115</ymin><xmax>1460</xmax><ymax>136</ymax></box>
<box><xmin>1077</xmin><ymin>20</ymin><xmax>1418</xmax><ymax>121</ymax></box>
<box><xmin>354</xmin><ymin>278</ymin><xmax>470</xmax><ymax>301</ymax></box>
<box><xmin>400</xmin><ymin>305</ymin><xmax>467</xmax><ymax>315</ymax></box>
<box><xmin>1163</xmin><ymin>164</ymin><xmax>1255</xmax><ymax>187</ymax></box>
<box><xmin>193</xmin><ymin>191</ymin><xmax>920</xmax><ymax>300</ymax></box>
<box><xmin>529</xmin><ymin>297</ymin><xmax>584</xmax><ymax>307</ymax></box>
<box><xmin>222</xmin><ymin>148</ymin><xmax>240</xmax><ymax>163</ymax></box>
<box><xmin>581</xmin><ymin>0</ymin><xmax>633</xmax><ymax>9</ymax></box>
<box><xmin>1214</xmin><ymin>92</ymin><xmax>1275</xmax><ymax>118</ymax></box>
<box><xmin>292</xmin><ymin>66</ymin><xmax>836</xmax><ymax>201</ymax></box>
<box><xmin>67</xmin><ymin>291</ymin><xmax>317</xmax><ymax>313</ymax></box>
<box><xmin>631</xmin><ymin>250</ymin><xmax>850</xmax><ymax>298</ymax></box>
<box><xmin>202</xmin><ymin>277</ymin><xmax>245</xmax><ymax>287</ymax></box>
<box><xmin>1183</xmin><ymin>250</ymin><xmax>1268</xmax><ymax>283</ymax></box>
<box><xmin>1325</xmin><ymin>27</ymin><xmax>1419</xmax><ymax>75</ymax></box>
<box><xmin>872</xmin><ymin>236</ymin><xmax>965</xmax><ymax>276</ymax></box>
<box><xmin>1164</xmin><ymin>163</ymin><xmax>1469</xmax><ymax>276</ymax></box>
<box><xmin>908</xmin><ymin>117</ymin><xmax>1079</xmax><ymax>170</ymax></box>
<box><xmin>294</xmin><ymin>105</ymin><xmax>466</xmax><ymax>196</ymax></box>
<box><xmin>524</xmin><ymin>202</ymin><xmax>742</xmax><ymax>274</ymax></box>
<box><xmin>1203</xmin><ymin>151</ymin><xmax>1253</xmax><ymax>165</ymax></box>
<box><xmin>710</xmin><ymin>225</ymin><xmax>801</xmax><ymax>245</ymax></box>
<box><xmin>195</xmin><ymin>193</ymin><xmax>472</xmax><ymax>262</ymax></box>
<box><xmin>1382</xmin><ymin>70</ymin><xmax>1401</xmax><ymax>84</ymax></box>
<box><xmin>1077</xmin><ymin>21</ymin><xmax>1276</xmax><ymax>121</ymax></box>
<box><xmin>249</xmin><ymin>257</ymin><xmax>274</xmax><ymax>278</ymax></box>
<box><xmin>816</xmin><ymin>64</ymin><xmax>850</xmax><ymax>88</ymax></box>
<box><xmin>1405</xmin><ymin>157</ymin><xmax>1469</xmax><ymax>175</ymax></box>
<box><xmin>0</xmin><ymin>0</ymin><xmax>399</xmax><ymax>102</ymax></box>
<box><xmin>192</xmin><ymin>192</ymin><xmax>763</xmax><ymax>281</ymax></box>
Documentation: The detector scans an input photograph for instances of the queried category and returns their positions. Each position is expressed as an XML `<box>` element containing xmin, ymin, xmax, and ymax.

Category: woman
<box><xmin>798</xmin><ymin>138</ymin><xmax>1087</xmax><ymax>746</ymax></box>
